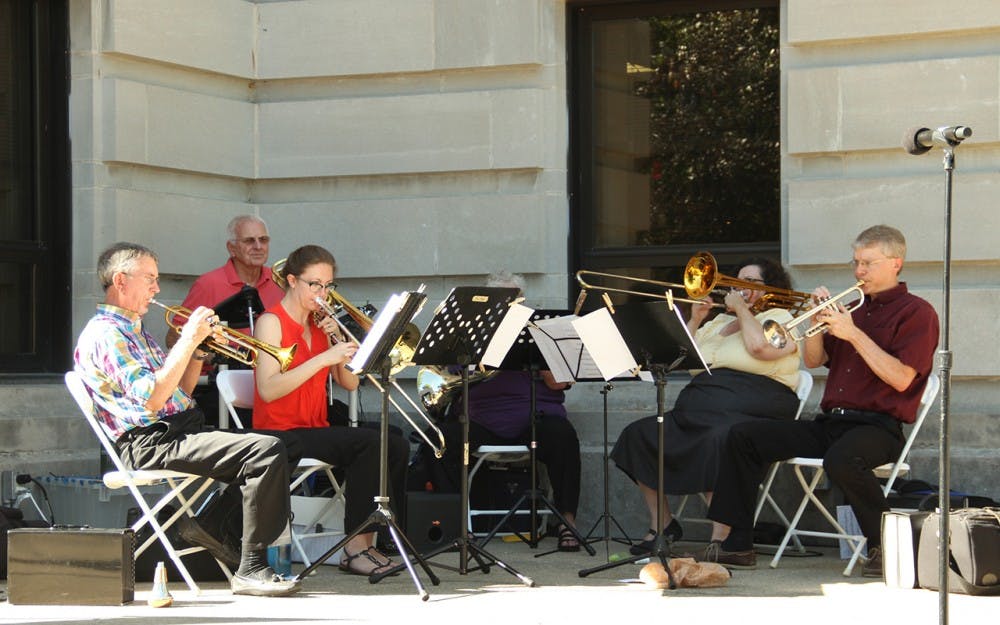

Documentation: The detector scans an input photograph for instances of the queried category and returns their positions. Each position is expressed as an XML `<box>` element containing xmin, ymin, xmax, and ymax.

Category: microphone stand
<box><xmin>936</xmin><ymin>144</ymin><xmax>956</xmax><ymax>625</ymax></box>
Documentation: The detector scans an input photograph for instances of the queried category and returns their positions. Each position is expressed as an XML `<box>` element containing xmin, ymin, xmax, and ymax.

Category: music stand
<box><xmin>521</xmin><ymin>313</ymin><xmax>639</xmax><ymax>557</ymax></box>
<box><xmin>294</xmin><ymin>287</ymin><xmax>439</xmax><ymax>601</ymax></box>
<box><xmin>474</xmin><ymin>310</ymin><xmax>596</xmax><ymax>557</ymax></box>
<box><xmin>213</xmin><ymin>285</ymin><xmax>265</xmax><ymax>333</ymax></box>
<box><xmin>376</xmin><ymin>286</ymin><xmax>534</xmax><ymax>587</ymax></box>
<box><xmin>576</xmin><ymin>301</ymin><xmax>709</xmax><ymax>587</ymax></box>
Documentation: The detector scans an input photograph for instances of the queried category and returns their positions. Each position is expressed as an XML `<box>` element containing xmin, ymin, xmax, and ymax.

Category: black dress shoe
<box><xmin>629</xmin><ymin>519</ymin><xmax>684</xmax><ymax>555</ymax></box>
<box><xmin>175</xmin><ymin>515</ymin><xmax>241</xmax><ymax>568</ymax></box>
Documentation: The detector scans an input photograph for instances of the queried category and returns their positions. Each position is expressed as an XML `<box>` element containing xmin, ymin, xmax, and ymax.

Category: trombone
<box><xmin>313</xmin><ymin>296</ymin><xmax>446</xmax><ymax>459</ymax></box>
<box><xmin>575</xmin><ymin>251</ymin><xmax>814</xmax><ymax>315</ymax></box>
<box><xmin>761</xmin><ymin>281</ymin><xmax>866</xmax><ymax>348</ymax></box>
<box><xmin>150</xmin><ymin>299</ymin><xmax>296</xmax><ymax>372</ymax></box>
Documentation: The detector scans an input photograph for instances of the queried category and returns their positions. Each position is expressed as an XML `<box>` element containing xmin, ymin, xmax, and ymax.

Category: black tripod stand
<box><xmin>374</xmin><ymin>286</ymin><xmax>534</xmax><ymax>586</ymax></box>
<box><xmin>295</xmin><ymin>289</ymin><xmax>438</xmax><ymax>600</ymax></box>
<box><xmin>575</xmin><ymin>301</ymin><xmax>709</xmax><ymax>584</ymax></box>
<box><xmin>582</xmin><ymin>382</ymin><xmax>634</xmax><ymax>555</ymax></box>
<box><xmin>475</xmin><ymin>362</ymin><xmax>594</xmax><ymax>558</ymax></box>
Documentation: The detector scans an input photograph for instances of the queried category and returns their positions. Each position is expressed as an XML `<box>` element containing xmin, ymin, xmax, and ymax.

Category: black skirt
<box><xmin>611</xmin><ymin>368</ymin><xmax>800</xmax><ymax>495</ymax></box>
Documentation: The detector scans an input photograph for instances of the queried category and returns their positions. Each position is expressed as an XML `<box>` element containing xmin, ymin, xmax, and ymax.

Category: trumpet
<box><xmin>313</xmin><ymin>296</ymin><xmax>446</xmax><ymax>459</ymax></box>
<box><xmin>761</xmin><ymin>281</ymin><xmax>866</xmax><ymax>348</ymax></box>
<box><xmin>150</xmin><ymin>299</ymin><xmax>296</xmax><ymax>372</ymax></box>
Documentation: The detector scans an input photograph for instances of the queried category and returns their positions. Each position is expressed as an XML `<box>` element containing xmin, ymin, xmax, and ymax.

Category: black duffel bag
<box><xmin>918</xmin><ymin>507</ymin><xmax>1000</xmax><ymax>595</ymax></box>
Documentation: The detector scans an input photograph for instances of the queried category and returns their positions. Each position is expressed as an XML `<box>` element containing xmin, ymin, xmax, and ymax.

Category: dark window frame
<box><xmin>567</xmin><ymin>0</ymin><xmax>780</xmax><ymax>289</ymax></box>
<box><xmin>0</xmin><ymin>0</ymin><xmax>71</xmax><ymax>374</ymax></box>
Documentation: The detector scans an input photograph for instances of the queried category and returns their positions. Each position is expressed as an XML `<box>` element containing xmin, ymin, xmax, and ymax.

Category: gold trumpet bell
<box><xmin>266</xmin><ymin>343</ymin><xmax>297</xmax><ymax>373</ymax></box>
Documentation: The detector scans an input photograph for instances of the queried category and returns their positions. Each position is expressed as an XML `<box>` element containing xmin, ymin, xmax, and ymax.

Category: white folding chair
<box><xmin>215</xmin><ymin>369</ymin><xmax>347</xmax><ymax>566</ymax></box>
<box><xmin>769</xmin><ymin>372</ymin><xmax>940</xmax><ymax>575</ymax></box>
<box><xmin>676</xmin><ymin>370</ymin><xmax>814</xmax><ymax>538</ymax></box>
<box><xmin>65</xmin><ymin>371</ymin><xmax>231</xmax><ymax>595</ymax></box>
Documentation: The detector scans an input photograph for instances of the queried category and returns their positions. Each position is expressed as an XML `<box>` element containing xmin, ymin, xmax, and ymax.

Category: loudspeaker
<box><xmin>405</xmin><ymin>492</ymin><xmax>460</xmax><ymax>553</ymax></box>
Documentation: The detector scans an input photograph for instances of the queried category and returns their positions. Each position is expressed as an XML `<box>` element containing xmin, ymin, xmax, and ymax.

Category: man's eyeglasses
<box><xmin>303</xmin><ymin>280</ymin><xmax>338</xmax><ymax>293</ymax></box>
<box><xmin>127</xmin><ymin>273</ymin><xmax>160</xmax><ymax>286</ymax></box>
<box><xmin>849</xmin><ymin>258</ymin><xmax>894</xmax><ymax>270</ymax></box>
<box><xmin>235</xmin><ymin>236</ymin><xmax>271</xmax><ymax>246</ymax></box>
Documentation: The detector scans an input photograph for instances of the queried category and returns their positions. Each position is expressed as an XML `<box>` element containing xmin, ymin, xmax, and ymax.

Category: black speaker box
<box><xmin>405</xmin><ymin>492</ymin><xmax>460</xmax><ymax>553</ymax></box>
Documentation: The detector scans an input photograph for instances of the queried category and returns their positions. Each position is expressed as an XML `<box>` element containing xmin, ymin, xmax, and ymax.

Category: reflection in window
<box><xmin>584</xmin><ymin>5</ymin><xmax>779</xmax><ymax>252</ymax></box>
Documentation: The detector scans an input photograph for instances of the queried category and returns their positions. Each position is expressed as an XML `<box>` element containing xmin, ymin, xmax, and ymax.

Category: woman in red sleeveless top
<box><xmin>253</xmin><ymin>244</ymin><xmax>409</xmax><ymax>577</ymax></box>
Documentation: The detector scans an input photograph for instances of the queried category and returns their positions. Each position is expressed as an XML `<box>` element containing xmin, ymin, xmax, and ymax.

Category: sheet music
<box><xmin>481</xmin><ymin>302</ymin><xmax>534</xmax><ymax>368</ymax></box>
<box><xmin>526</xmin><ymin>316</ymin><xmax>598</xmax><ymax>383</ymax></box>
<box><xmin>348</xmin><ymin>291</ymin><xmax>406</xmax><ymax>373</ymax></box>
<box><xmin>571</xmin><ymin>308</ymin><xmax>639</xmax><ymax>381</ymax></box>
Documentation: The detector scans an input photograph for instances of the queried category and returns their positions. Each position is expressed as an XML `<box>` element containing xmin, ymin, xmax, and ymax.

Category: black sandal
<box><xmin>339</xmin><ymin>546</ymin><xmax>395</xmax><ymax>576</ymax></box>
<box><xmin>557</xmin><ymin>526</ymin><xmax>581</xmax><ymax>552</ymax></box>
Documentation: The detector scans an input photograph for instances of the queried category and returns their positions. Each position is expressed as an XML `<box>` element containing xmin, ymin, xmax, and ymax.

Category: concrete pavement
<box><xmin>1</xmin><ymin>536</ymin><xmax>994</xmax><ymax>625</ymax></box>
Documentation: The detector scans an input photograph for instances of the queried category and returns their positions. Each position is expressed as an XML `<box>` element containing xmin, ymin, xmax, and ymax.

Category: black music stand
<box><xmin>213</xmin><ymin>285</ymin><xmax>265</xmax><ymax>333</ymax></box>
<box><xmin>475</xmin><ymin>310</ymin><xmax>595</xmax><ymax>557</ymax></box>
<box><xmin>294</xmin><ymin>288</ymin><xmax>439</xmax><ymax>601</ymax></box>
<box><xmin>522</xmin><ymin>313</ymin><xmax>636</xmax><ymax>558</ymax></box>
<box><xmin>375</xmin><ymin>286</ymin><xmax>534</xmax><ymax>587</ymax></box>
<box><xmin>576</xmin><ymin>301</ymin><xmax>709</xmax><ymax>587</ymax></box>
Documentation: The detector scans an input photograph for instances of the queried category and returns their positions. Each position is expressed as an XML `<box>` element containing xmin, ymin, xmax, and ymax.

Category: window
<box><xmin>569</xmin><ymin>1</ymin><xmax>780</xmax><ymax>301</ymax></box>
<box><xmin>0</xmin><ymin>0</ymin><xmax>71</xmax><ymax>373</ymax></box>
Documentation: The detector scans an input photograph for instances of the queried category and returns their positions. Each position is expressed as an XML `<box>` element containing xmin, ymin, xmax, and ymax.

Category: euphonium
<box><xmin>150</xmin><ymin>299</ymin><xmax>296</xmax><ymax>372</ymax></box>
<box><xmin>416</xmin><ymin>366</ymin><xmax>497</xmax><ymax>416</ymax></box>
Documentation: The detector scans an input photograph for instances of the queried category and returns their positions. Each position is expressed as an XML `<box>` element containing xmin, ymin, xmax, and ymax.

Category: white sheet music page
<box><xmin>526</xmin><ymin>315</ymin><xmax>602</xmax><ymax>383</ymax></box>
<box><xmin>572</xmin><ymin>307</ymin><xmax>639</xmax><ymax>381</ymax></box>
<box><xmin>348</xmin><ymin>291</ymin><xmax>406</xmax><ymax>373</ymax></box>
<box><xmin>480</xmin><ymin>302</ymin><xmax>534</xmax><ymax>368</ymax></box>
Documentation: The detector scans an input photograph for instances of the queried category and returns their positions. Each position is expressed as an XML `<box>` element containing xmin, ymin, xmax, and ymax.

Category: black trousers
<box><xmin>707</xmin><ymin>412</ymin><xmax>904</xmax><ymax>547</ymax></box>
<box><xmin>117</xmin><ymin>408</ymin><xmax>291</xmax><ymax>552</ymax></box>
<box><xmin>271</xmin><ymin>425</ymin><xmax>410</xmax><ymax>533</ymax></box>
<box><xmin>437</xmin><ymin>416</ymin><xmax>582</xmax><ymax>517</ymax></box>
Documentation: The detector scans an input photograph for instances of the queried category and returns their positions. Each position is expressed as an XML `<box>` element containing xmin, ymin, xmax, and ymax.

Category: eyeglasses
<box><xmin>235</xmin><ymin>236</ymin><xmax>271</xmax><ymax>246</ymax></box>
<box><xmin>849</xmin><ymin>257</ymin><xmax>894</xmax><ymax>270</ymax></box>
<box><xmin>127</xmin><ymin>273</ymin><xmax>160</xmax><ymax>286</ymax></box>
<box><xmin>740</xmin><ymin>277</ymin><xmax>766</xmax><ymax>284</ymax></box>
<box><xmin>302</xmin><ymin>279</ymin><xmax>338</xmax><ymax>294</ymax></box>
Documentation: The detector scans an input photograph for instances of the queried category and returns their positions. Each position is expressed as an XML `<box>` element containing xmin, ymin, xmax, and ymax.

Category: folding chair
<box><xmin>467</xmin><ymin>445</ymin><xmax>554</xmax><ymax>536</ymax></box>
<box><xmin>769</xmin><ymin>372</ymin><xmax>940</xmax><ymax>575</ymax></box>
<box><xmin>215</xmin><ymin>369</ymin><xmax>347</xmax><ymax>566</ymax></box>
<box><xmin>676</xmin><ymin>370</ymin><xmax>814</xmax><ymax>540</ymax></box>
<box><xmin>65</xmin><ymin>371</ymin><xmax>231</xmax><ymax>595</ymax></box>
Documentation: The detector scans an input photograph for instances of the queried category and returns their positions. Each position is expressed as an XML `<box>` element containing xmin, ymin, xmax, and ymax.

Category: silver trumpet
<box><xmin>762</xmin><ymin>281</ymin><xmax>865</xmax><ymax>348</ymax></box>
<box><xmin>314</xmin><ymin>297</ymin><xmax>446</xmax><ymax>458</ymax></box>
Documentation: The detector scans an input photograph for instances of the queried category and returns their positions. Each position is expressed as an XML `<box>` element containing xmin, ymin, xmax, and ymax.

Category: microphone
<box><xmin>903</xmin><ymin>125</ymin><xmax>972</xmax><ymax>155</ymax></box>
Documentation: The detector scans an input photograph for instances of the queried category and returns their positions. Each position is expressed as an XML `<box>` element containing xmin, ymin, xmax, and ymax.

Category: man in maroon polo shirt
<box><xmin>700</xmin><ymin>225</ymin><xmax>939</xmax><ymax>576</ymax></box>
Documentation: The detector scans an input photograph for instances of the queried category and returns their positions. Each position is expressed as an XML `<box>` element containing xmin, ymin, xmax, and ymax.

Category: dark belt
<box><xmin>828</xmin><ymin>407</ymin><xmax>892</xmax><ymax>419</ymax></box>
<box><xmin>824</xmin><ymin>407</ymin><xmax>903</xmax><ymax>434</ymax></box>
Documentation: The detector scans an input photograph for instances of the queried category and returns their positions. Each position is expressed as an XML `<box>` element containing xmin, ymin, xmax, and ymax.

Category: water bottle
<box><xmin>267</xmin><ymin>543</ymin><xmax>292</xmax><ymax>577</ymax></box>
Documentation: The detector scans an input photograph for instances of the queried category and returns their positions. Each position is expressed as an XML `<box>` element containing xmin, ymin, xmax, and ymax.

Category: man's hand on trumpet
<box><xmin>178</xmin><ymin>305</ymin><xmax>225</xmax><ymax>351</ymax></box>
<box><xmin>810</xmin><ymin>286</ymin><xmax>856</xmax><ymax>340</ymax></box>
